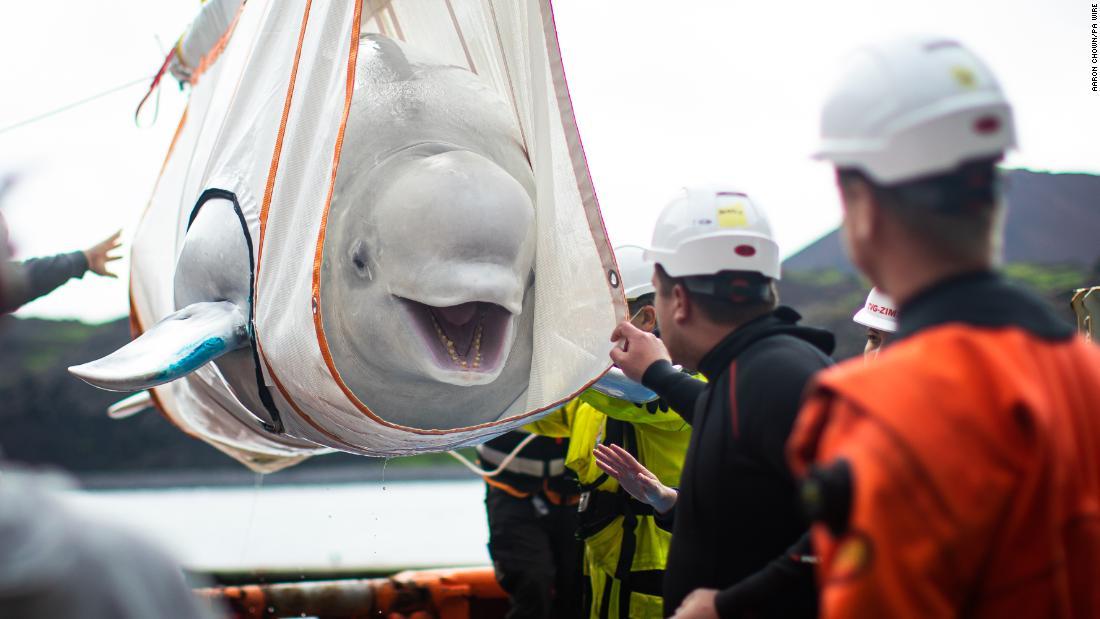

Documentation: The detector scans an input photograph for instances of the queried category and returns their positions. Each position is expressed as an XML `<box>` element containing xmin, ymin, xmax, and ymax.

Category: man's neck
<box><xmin>680</xmin><ymin>320</ymin><xmax>746</xmax><ymax>370</ymax></box>
<box><xmin>879</xmin><ymin>255</ymin><xmax>993</xmax><ymax>307</ymax></box>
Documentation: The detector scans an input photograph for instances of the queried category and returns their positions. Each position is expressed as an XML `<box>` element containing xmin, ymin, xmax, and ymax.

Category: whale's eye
<box><xmin>349</xmin><ymin>240</ymin><xmax>371</xmax><ymax>279</ymax></box>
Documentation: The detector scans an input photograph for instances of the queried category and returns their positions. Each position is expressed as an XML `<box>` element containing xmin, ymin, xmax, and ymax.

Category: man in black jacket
<box><xmin>597</xmin><ymin>186</ymin><xmax>833</xmax><ymax>618</ymax></box>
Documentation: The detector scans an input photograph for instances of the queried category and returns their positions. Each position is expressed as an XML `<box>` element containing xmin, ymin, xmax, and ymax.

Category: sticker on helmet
<box><xmin>717</xmin><ymin>202</ymin><xmax>748</xmax><ymax>228</ymax></box>
<box><xmin>951</xmin><ymin>65</ymin><xmax>977</xmax><ymax>89</ymax></box>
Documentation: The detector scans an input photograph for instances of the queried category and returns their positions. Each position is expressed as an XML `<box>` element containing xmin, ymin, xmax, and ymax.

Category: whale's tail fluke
<box><xmin>70</xmin><ymin>301</ymin><xmax>249</xmax><ymax>392</ymax></box>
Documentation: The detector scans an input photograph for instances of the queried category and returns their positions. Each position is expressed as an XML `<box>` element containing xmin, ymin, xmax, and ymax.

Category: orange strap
<box><xmin>482</xmin><ymin>476</ymin><xmax>581</xmax><ymax>506</ymax></box>
<box><xmin>543</xmin><ymin>479</ymin><xmax>581</xmax><ymax>506</ymax></box>
<box><xmin>483</xmin><ymin>476</ymin><xmax>530</xmax><ymax>499</ymax></box>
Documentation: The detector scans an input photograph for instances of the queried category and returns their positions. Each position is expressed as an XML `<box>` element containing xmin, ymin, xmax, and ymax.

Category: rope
<box><xmin>0</xmin><ymin>76</ymin><xmax>152</xmax><ymax>137</ymax></box>
<box><xmin>134</xmin><ymin>47</ymin><xmax>178</xmax><ymax>126</ymax></box>
<box><xmin>447</xmin><ymin>433</ymin><xmax>538</xmax><ymax>478</ymax></box>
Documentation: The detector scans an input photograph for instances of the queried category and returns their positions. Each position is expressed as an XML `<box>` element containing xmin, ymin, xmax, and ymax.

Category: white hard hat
<box><xmin>853</xmin><ymin>288</ymin><xmax>898</xmax><ymax>333</ymax></box>
<box><xmin>614</xmin><ymin>245</ymin><xmax>656</xmax><ymax>299</ymax></box>
<box><xmin>815</xmin><ymin>35</ymin><xmax>1016</xmax><ymax>185</ymax></box>
<box><xmin>643</xmin><ymin>186</ymin><xmax>780</xmax><ymax>280</ymax></box>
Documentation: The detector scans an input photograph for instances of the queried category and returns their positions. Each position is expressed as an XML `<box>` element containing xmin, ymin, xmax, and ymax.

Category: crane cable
<box><xmin>0</xmin><ymin>75</ymin><xmax>157</xmax><ymax>137</ymax></box>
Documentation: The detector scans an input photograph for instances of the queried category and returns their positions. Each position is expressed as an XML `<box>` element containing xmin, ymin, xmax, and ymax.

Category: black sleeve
<box><xmin>714</xmin><ymin>533</ymin><xmax>816</xmax><ymax>618</ymax></box>
<box><xmin>2</xmin><ymin>251</ymin><xmax>89</xmax><ymax>313</ymax></box>
<box><xmin>653</xmin><ymin>492</ymin><xmax>676</xmax><ymax>532</ymax></box>
<box><xmin>736</xmin><ymin>340</ymin><xmax>830</xmax><ymax>479</ymax></box>
<box><xmin>641</xmin><ymin>360</ymin><xmax>707</xmax><ymax>424</ymax></box>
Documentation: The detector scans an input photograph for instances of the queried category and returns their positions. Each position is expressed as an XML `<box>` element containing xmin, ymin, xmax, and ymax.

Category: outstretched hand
<box><xmin>609</xmin><ymin>320</ymin><xmax>670</xmax><ymax>382</ymax></box>
<box><xmin>83</xmin><ymin>230</ymin><xmax>123</xmax><ymax>278</ymax></box>
<box><xmin>593</xmin><ymin>443</ymin><xmax>677</xmax><ymax>514</ymax></box>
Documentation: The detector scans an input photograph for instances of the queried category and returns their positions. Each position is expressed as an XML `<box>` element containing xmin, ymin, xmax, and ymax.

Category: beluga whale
<box><xmin>73</xmin><ymin>34</ymin><xmax>535</xmax><ymax>432</ymax></box>
<box><xmin>315</xmin><ymin>35</ymin><xmax>538</xmax><ymax>428</ymax></box>
<box><xmin>68</xmin><ymin>0</ymin><xmax>624</xmax><ymax>469</ymax></box>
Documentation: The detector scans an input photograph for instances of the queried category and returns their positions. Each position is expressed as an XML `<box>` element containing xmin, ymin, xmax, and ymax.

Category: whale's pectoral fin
<box><xmin>107</xmin><ymin>391</ymin><xmax>154</xmax><ymax>419</ymax></box>
<box><xmin>591</xmin><ymin>367</ymin><xmax>660</xmax><ymax>404</ymax></box>
<box><xmin>70</xmin><ymin>301</ymin><xmax>249</xmax><ymax>392</ymax></box>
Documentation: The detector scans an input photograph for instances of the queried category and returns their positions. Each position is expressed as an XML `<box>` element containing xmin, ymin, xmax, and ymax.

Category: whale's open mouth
<box><xmin>398</xmin><ymin>298</ymin><xmax>514</xmax><ymax>383</ymax></box>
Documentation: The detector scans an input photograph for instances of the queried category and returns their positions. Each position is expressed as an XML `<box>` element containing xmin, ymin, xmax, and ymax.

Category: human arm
<box><xmin>788</xmin><ymin>393</ymin><xmax>941</xmax><ymax>616</ymax></box>
<box><xmin>608</xmin><ymin>319</ymin><xmax>707</xmax><ymax>422</ymax></box>
<box><xmin>786</xmin><ymin>387</ymin><xmax>1022</xmax><ymax>618</ymax></box>
<box><xmin>592</xmin><ymin>443</ymin><xmax>677</xmax><ymax>514</ymax></box>
<box><xmin>711</xmin><ymin>533</ymin><xmax>817</xmax><ymax>618</ymax></box>
<box><xmin>640</xmin><ymin>360</ymin><xmax>706</xmax><ymax>424</ymax></box>
<box><xmin>3</xmin><ymin>252</ymin><xmax>87</xmax><ymax>312</ymax></box>
<box><xmin>1</xmin><ymin>231</ymin><xmax>121</xmax><ymax>313</ymax></box>
<box><xmin>671</xmin><ymin>536</ymin><xmax>817</xmax><ymax>619</ymax></box>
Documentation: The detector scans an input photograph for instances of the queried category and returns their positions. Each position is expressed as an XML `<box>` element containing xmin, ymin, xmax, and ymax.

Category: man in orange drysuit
<box><xmin>787</xmin><ymin>35</ymin><xmax>1100</xmax><ymax>618</ymax></box>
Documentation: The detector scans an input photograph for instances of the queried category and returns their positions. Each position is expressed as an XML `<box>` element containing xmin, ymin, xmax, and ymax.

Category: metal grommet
<box><xmin>608</xmin><ymin>270</ymin><xmax>620</xmax><ymax>288</ymax></box>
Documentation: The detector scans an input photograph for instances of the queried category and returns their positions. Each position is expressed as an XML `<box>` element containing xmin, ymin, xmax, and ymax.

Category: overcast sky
<box><xmin>0</xmin><ymin>0</ymin><xmax>1094</xmax><ymax>323</ymax></box>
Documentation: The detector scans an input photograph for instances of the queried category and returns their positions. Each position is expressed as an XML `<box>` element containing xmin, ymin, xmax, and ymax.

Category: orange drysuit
<box><xmin>789</xmin><ymin>272</ymin><xmax>1100</xmax><ymax>618</ymax></box>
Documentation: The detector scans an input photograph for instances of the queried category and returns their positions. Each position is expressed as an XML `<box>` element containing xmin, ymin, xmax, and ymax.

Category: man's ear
<box><xmin>638</xmin><ymin>305</ymin><xmax>658</xmax><ymax>333</ymax></box>
<box><xmin>672</xmin><ymin>284</ymin><xmax>691</xmax><ymax>325</ymax></box>
<box><xmin>838</xmin><ymin>177</ymin><xmax>884</xmax><ymax>277</ymax></box>
<box><xmin>841</xmin><ymin>178</ymin><xmax>879</xmax><ymax>249</ymax></box>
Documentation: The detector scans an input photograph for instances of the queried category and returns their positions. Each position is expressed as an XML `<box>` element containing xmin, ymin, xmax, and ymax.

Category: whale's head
<box><xmin>320</xmin><ymin>147</ymin><xmax>536</xmax><ymax>428</ymax></box>
<box><xmin>371</xmin><ymin>149</ymin><xmax>534</xmax><ymax>386</ymax></box>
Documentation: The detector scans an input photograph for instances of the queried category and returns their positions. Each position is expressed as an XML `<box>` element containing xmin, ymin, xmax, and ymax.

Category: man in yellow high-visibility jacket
<box><xmin>527</xmin><ymin>246</ymin><xmax>700</xmax><ymax>618</ymax></box>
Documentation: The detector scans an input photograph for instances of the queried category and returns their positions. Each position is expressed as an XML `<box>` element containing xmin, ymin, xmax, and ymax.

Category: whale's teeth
<box><xmin>430</xmin><ymin>307</ymin><xmax>488</xmax><ymax>371</ymax></box>
<box><xmin>464</xmin><ymin>321</ymin><xmax>484</xmax><ymax>364</ymax></box>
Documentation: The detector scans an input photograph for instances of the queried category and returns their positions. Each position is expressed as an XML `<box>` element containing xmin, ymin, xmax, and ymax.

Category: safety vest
<box><xmin>527</xmin><ymin>383</ymin><xmax>697</xmax><ymax>618</ymax></box>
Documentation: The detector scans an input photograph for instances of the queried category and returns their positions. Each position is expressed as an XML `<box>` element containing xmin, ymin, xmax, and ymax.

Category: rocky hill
<box><xmin>784</xmin><ymin>169</ymin><xmax>1100</xmax><ymax>273</ymax></box>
